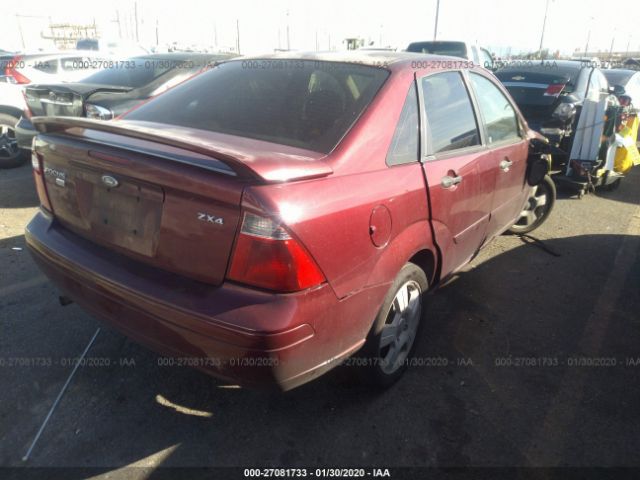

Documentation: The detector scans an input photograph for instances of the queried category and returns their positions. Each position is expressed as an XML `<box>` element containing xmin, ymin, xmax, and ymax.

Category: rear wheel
<box><xmin>357</xmin><ymin>263</ymin><xmax>428</xmax><ymax>388</ymax></box>
<box><xmin>0</xmin><ymin>113</ymin><xmax>26</xmax><ymax>169</ymax></box>
<box><xmin>508</xmin><ymin>175</ymin><xmax>556</xmax><ymax>234</ymax></box>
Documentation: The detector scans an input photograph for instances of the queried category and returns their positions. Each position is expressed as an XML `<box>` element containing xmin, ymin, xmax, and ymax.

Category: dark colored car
<box><xmin>25</xmin><ymin>52</ymin><xmax>554</xmax><ymax>390</ymax></box>
<box><xmin>495</xmin><ymin>60</ymin><xmax>610</xmax><ymax>162</ymax></box>
<box><xmin>16</xmin><ymin>52</ymin><xmax>235</xmax><ymax>151</ymax></box>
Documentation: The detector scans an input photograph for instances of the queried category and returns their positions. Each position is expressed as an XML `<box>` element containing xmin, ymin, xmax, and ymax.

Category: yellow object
<box><xmin>614</xmin><ymin>115</ymin><xmax>640</xmax><ymax>174</ymax></box>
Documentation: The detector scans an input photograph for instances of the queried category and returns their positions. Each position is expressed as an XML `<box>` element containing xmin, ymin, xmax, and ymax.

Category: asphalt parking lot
<box><xmin>1</xmin><ymin>162</ymin><xmax>639</xmax><ymax>476</ymax></box>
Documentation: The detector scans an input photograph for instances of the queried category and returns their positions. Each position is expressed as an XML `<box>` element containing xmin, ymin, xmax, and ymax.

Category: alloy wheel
<box><xmin>515</xmin><ymin>183</ymin><xmax>550</xmax><ymax>228</ymax></box>
<box><xmin>378</xmin><ymin>280</ymin><xmax>422</xmax><ymax>375</ymax></box>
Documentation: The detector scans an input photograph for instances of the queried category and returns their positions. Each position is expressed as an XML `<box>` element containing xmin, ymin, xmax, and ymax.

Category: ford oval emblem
<box><xmin>101</xmin><ymin>175</ymin><xmax>119</xmax><ymax>188</ymax></box>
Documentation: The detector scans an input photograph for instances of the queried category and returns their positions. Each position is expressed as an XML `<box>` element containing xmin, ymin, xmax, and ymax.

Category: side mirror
<box><xmin>526</xmin><ymin>154</ymin><xmax>550</xmax><ymax>186</ymax></box>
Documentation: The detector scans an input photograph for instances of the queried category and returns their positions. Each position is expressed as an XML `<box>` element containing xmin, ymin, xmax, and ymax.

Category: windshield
<box><xmin>125</xmin><ymin>60</ymin><xmax>389</xmax><ymax>153</ymax></box>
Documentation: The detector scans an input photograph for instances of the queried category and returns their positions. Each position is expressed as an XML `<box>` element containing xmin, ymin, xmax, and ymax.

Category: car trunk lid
<box><xmin>25</xmin><ymin>84</ymin><xmax>132</xmax><ymax>117</ymax></box>
<box><xmin>497</xmin><ymin>71</ymin><xmax>573</xmax><ymax>120</ymax></box>
<box><xmin>32</xmin><ymin>117</ymin><xmax>332</xmax><ymax>285</ymax></box>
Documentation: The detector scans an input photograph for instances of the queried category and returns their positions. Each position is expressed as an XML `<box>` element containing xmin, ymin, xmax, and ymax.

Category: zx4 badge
<box><xmin>197</xmin><ymin>212</ymin><xmax>224</xmax><ymax>225</ymax></box>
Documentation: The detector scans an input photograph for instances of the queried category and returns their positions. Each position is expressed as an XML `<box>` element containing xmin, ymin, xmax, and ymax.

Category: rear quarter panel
<box><xmin>243</xmin><ymin>164</ymin><xmax>435</xmax><ymax>300</ymax></box>
<box><xmin>241</xmin><ymin>68</ymin><xmax>437</xmax><ymax>302</ymax></box>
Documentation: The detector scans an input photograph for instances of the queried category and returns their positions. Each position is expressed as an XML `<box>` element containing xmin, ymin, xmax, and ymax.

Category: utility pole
<box><xmin>315</xmin><ymin>31</ymin><xmax>319</xmax><ymax>51</ymax></box>
<box><xmin>608</xmin><ymin>31</ymin><xmax>616</xmax><ymax>61</ymax></box>
<box><xmin>213</xmin><ymin>21</ymin><xmax>218</xmax><ymax>47</ymax></box>
<box><xmin>116</xmin><ymin>10</ymin><xmax>122</xmax><ymax>39</ymax></box>
<box><xmin>16</xmin><ymin>15</ymin><xmax>26</xmax><ymax>49</ymax></box>
<box><xmin>433</xmin><ymin>0</ymin><xmax>440</xmax><ymax>41</ymax></box>
<box><xmin>538</xmin><ymin>0</ymin><xmax>550</xmax><ymax>58</ymax></box>
<box><xmin>583</xmin><ymin>16</ymin><xmax>594</xmax><ymax>58</ymax></box>
<box><xmin>286</xmin><ymin>10</ymin><xmax>290</xmax><ymax>50</ymax></box>
<box><xmin>583</xmin><ymin>30</ymin><xmax>591</xmax><ymax>58</ymax></box>
<box><xmin>625</xmin><ymin>35</ymin><xmax>631</xmax><ymax>59</ymax></box>
<box><xmin>134</xmin><ymin>1</ymin><xmax>139</xmax><ymax>42</ymax></box>
<box><xmin>236</xmin><ymin>19</ymin><xmax>240</xmax><ymax>54</ymax></box>
<box><xmin>155</xmin><ymin>19</ymin><xmax>159</xmax><ymax>46</ymax></box>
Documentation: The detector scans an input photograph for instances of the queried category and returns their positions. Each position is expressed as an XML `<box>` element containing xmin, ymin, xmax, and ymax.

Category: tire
<box><xmin>0</xmin><ymin>113</ymin><xmax>27</xmax><ymax>169</ymax></box>
<box><xmin>508</xmin><ymin>175</ymin><xmax>556</xmax><ymax>235</ymax></box>
<box><xmin>356</xmin><ymin>263</ymin><xmax>428</xmax><ymax>388</ymax></box>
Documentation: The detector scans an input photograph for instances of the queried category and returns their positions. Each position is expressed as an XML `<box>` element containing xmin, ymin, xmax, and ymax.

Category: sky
<box><xmin>1</xmin><ymin>0</ymin><xmax>639</xmax><ymax>57</ymax></box>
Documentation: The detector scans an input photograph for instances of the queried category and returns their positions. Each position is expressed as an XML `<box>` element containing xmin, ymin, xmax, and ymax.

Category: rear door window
<box><xmin>469</xmin><ymin>73</ymin><xmax>521</xmax><ymax>144</ymax></box>
<box><xmin>420</xmin><ymin>71</ymin><xmax>480</xmax><ymax>154</ymax></box>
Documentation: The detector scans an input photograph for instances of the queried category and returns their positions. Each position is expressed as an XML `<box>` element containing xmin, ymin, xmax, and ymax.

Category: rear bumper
<box><xmin>16</xmin><ymin>116</ymin><xmax>36</xmax><ymax>150</ymax></box>
<box><xmin>26</xmin><ymin>211</ymin><xmax>382</xmax><ymax>390</ymax></box>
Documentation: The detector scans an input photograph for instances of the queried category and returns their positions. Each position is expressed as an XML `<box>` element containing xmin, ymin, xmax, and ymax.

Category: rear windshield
<box><xmin>406</xmin><ymin>41</ymin><xmax>467</xmax><ymax>57</ymax></box>
<box><xmin>125</xmin><ymin>60</ymin><xmax>389</xmax><ymax>153</ymax></box>
<box><xmin>79</xmin><ymin>58</ymin><xmax>184</xmax><ymax>88</ymax></box>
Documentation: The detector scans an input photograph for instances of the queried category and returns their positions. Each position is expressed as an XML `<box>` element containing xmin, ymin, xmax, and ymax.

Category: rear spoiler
<box><xmin>31</xmin><ymin>116</ymin><xmax>334</xmax><ymax>183</ymax></box>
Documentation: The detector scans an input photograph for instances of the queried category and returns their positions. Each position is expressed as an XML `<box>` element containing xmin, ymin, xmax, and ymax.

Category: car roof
<box><xmin>131</xmin><ymin>52</ymin><xmax>236</xmax><ymax>62</ymax></box>
<box><xmin>233</xmin><ymin>50</ymin><xmax>470</xmax><ymax>72</ymax></box>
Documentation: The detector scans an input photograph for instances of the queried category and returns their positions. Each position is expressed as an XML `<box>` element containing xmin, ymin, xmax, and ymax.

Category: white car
<box><xmin>0</xmin><ymin>51</ymin><xmax>108</xmax><ymax>168</ymax></box>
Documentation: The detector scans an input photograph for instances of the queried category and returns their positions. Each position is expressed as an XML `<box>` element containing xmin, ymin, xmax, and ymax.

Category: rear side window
<box><xmin>421</xmin><ymin>71</ymin><xmax>480</xmax><ymax>154</ymax></box>
<box><xmin>469</xmin><ymin>73</ymin><xmax>520</xmax><ymax>144</ymax></box>
<box><xmin>386</xmin><ymin>84</ymin><xmax>419</xmax><ymax>165</ymax></box>
<box><xmin>126</xmin><ymin>60</ymin><xmax>389</xmax><ymax>153</ymax></box>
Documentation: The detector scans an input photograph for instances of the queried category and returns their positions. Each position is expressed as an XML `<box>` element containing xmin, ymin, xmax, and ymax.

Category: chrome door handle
<box><xmin>441</xmin><ymin>175</ymin><xmax>463</xmax><ymax>188</ymax></box>
<box><xmin>500</xmin><ymin>159</ymin><xmax>513</xmax><ymax>171</ymax></box>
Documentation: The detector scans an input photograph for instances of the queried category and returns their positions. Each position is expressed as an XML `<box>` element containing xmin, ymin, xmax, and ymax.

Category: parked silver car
<box><xmin>0</xmin><ymin>51</ymin><xmax>107</xmax><ymax>168</ymax></box>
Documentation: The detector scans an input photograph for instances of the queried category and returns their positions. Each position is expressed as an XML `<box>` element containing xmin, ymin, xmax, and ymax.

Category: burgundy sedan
<box><xmin>26</xmin><ymin>52</ymin><xmax>554</xmax><ymax>390</ymax></box>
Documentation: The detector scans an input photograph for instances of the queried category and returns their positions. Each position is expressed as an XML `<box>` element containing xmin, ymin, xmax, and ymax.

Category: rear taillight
<box><xmin>4</xmin><ymin>55</ymin><xmax>30</xmax><ymax>84</ymax></box>
<box><xmin>31</xmin><ymin>151</ymin><xmax>53</xmax><ymax>213</ymax></box>
<box><xmin>227</xmin><ymin>212</ymin><xmax>325</xmax><ymax>292</ymax></box>
<box><xmin>544</xmin><ymin>83</ymin><xmax>565</xmax><ymax>97</ymax></box>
